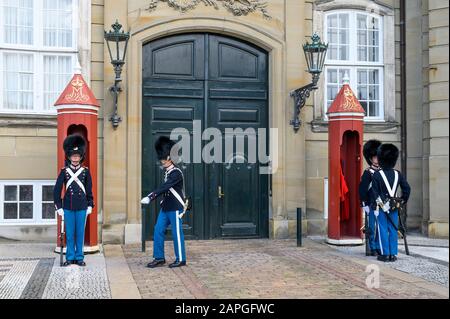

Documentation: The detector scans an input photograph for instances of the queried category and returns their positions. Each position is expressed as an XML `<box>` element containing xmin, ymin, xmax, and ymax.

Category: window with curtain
<box><xmin>43</xmin><ymin>55</ymin><xmax>72</xmax><ymax>111</ymax></box>
<box><xmin>0</xmin><ymin>0</ymin><xmax>77</xmax><ymax>114</ymax></box>
<box><xmin>43</xmin><ymin>0</ymin><xmax>73</xmax><ymax>48</ymax></box>
<box><xmin>3</xmin><ymin>52</ymin><xmax>33</xmax><ymax>110</ymax></box>
<box><xmin>3</xmin><ymin>0</ymin><xmax>33</xmax><ymax>45</ymax></box>
<box><xmin>324</xmin><ymin>11</ymin><xmax>384</xmax><ymax>121</ymax></box>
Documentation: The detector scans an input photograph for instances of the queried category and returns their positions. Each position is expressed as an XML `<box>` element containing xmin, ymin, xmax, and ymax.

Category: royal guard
<box><xmin>141</xmin><ymin>136</ymin><xmax>188</xmax><ymax>268</ymax></box>
<box><xmin>359</xmin><ymin>140</ymin><xmax>382</xmax><ymax>256</ymax></box>
<box><xmin>53</xmin><ymin>134</ymin><xmax>94</xmax><ymax>266</ymax></box>
<box><xmin>372</xmin><ymin>144</ymin><xmax>411</xmax><ymax>262</ymax></box>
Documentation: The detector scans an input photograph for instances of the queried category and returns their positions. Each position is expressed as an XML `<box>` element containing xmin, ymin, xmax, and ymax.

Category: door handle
<box><xmin>218</xmin><ymin>186</ymin><xmax>225</xmax><ymax>199</ymax></box>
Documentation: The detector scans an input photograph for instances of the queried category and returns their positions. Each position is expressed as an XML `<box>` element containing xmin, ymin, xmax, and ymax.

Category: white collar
<box><xmin>70</xmin><ymin>163</ymin><xmax>81</xmax><ymax>170</ymax></box>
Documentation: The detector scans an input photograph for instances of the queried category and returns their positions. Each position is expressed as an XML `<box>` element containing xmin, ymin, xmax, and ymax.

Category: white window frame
<box><xmin>324</xmin><ymin>66</ymin><xmax>384</xmax><ymax>120</ymax></box>
<box><xmin>0</xmin><ymin>0</ymin><xmax>79</xmax><ymax>115</ymax></box>
<box><xmin>323</xmin><ymin>10</ymin><xmax>385</xmax><ymax>121</ymax></box>
<box><xmin>0</xmin><ymin>180</ymin><xmax>56</xmax><ymax>225</ymax></box>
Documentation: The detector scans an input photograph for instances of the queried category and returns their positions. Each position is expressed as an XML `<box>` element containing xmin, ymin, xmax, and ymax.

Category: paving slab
<box><xmin>104</xmin><ymin>244</ymin><xmax>141</xmax><ymax>299</ymax></box>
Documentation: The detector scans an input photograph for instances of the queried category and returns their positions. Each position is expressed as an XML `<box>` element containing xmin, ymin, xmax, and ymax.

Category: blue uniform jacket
<box><xmin>372</xmin><ymin>169</ymin><xmax>411</xmax><ymax>204</ymax></box>
<box><xmin>358</xmin><ymin>167</ymin><xmax>378</xmax><ymax>210</ymax></box>
<box><xmin>53</xmin><ymin>165</ymin><xmax>94</xmax><ymax>211</ymax></box>
<box><xmin>150</xmin><ymin>166</ymin><xmax>184</xmax><ymax>212</ymax></box>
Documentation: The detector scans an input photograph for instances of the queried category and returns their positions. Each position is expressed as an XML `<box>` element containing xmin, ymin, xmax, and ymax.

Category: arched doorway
<box><xmin>141</xmin><ymin>33</ymin><xmax>269</xmax><ymax>239</ymax></box>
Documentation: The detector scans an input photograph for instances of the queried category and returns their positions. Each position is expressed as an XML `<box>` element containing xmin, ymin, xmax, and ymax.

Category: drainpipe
<box><xmin>400</xmin><ymin>0</ymin><xmax>407</xmax><ymax>179</ymax></box>
<box><xmin>399</xmin><ymin>0</ymin><xmax>409</xmax><ymax>230</ymax></box>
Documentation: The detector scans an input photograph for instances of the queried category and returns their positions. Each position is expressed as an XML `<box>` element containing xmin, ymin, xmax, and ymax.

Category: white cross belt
<box><xmin>66</xmin><ymin>167</ymin><xmax>86</xmax><ymax>194</ymax></box>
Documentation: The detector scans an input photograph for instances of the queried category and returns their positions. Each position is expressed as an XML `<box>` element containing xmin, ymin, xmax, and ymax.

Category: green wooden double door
<box><xmin>142</xmin><ymin>33</ymin><xmax>269</xmax><ymax>239</ymax></box>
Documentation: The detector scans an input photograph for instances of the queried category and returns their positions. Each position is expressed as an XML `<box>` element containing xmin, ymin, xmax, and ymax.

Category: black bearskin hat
<box><xmin>377</xmin><ymin>143</ymin><xmax>399</xmax><ymax>170</ymax></box>
<box><xmin>63</xmin><ymin>134</ymin><xmax>86</xmax><ymax>160</ymax></box>
<box><xmin>155</xmin><ymin>136</ymin><xmax>176</xmax><ymax>161</ymax></box>
<box><xmin>363</xmin><ymin>139</ymin><xmax>382</xmax><ymax>166</ymax></box>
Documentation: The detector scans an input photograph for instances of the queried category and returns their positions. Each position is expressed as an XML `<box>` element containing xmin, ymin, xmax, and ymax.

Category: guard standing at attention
<box><xmin>359</xmin><ymin>139</ymin><xmax>382</xmax><ymax>256</ymax></box>
<box><xmin>54</xmin><ymin>134</ymin><xmax>94</xmax><ymax>266</ymax></box>
<box><xmin>372</xmin><ymin>144</ymin><xmax>411</xmax><ymax>262</ymax></box>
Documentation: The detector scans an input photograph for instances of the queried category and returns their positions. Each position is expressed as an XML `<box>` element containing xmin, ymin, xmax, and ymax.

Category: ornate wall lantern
<box><xmin>290</xmin><ymin>33</ymin><xmax>328</xmax><ymax>132</ymax></box>
<box><xmin>104</xmin><ymin>20</ymin><xmax>130</xmax><ymax>129</ymax></box>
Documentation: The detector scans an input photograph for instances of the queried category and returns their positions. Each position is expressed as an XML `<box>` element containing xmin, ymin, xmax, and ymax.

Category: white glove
<box><xmin>56</xmin><ymin>208</ymin><xmax>64</xmax><ymax>217</ymax></box>
<box><xmin>141</xmin><ymin>192</ymin><xmax>156</xmax><ymax>204</ymax></box>
<box><xmin>363</xmin><ymin>206</ymin><xmax>370</xmax><ymax>214</ymax></box>
<box><xmin>374</xmin><ymin>209</ymin><xmax>380</xmax><ymax>217</ymax></box>
<box><xmin>382</xmin><ymin>201</ymin><xmax>390</xmax><ymax>213</ymax></box>
<box><xmin>86</xmin><ymin>206</ymin><xmax>92</xmax><ymax>215</ymax></box>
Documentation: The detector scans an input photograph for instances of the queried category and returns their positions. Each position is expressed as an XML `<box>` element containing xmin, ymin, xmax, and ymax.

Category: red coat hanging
<box><xmin>340</xmin><ymin>163</ymin><xmax>350</xmax><ymax>221</ymax></box>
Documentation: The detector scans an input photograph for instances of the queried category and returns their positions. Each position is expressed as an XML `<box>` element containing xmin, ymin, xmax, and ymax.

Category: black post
<box><xmin>141</xmin><ymin>205</ymin><xmax>146</xmax><ymax>252</ymax></box>
<box><xmin>297</xmin><ymin>207</ymin><xmax>302</xmax><ymax>247</ymax></box>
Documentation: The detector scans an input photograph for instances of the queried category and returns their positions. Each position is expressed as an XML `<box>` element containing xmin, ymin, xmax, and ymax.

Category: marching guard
<box><xmin>359</xmin><ymin>140</ymin><xmax>382</xmax><ymax>256</ymax></box>
<box><xmin>141</xmin><ymin>136</ymin><xmax>188</xmax><ymax>268</ymax></box>
<box><xmin>372</xmin><ymin>144</ymin><xmax>411</xmax><ymax>262</ymax></box>
<box><xmin>53</xmin><ymin>134</ymin><xmax>94</xmax><ymax>266</ymax></box>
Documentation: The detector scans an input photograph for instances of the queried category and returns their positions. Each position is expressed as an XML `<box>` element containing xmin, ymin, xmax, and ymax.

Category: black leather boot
<box><xmin>147</xmin><ymin>259</ymin><xmax>166</xmax><ymax>268</ymax></box>
<box><xmin>168</xmin><ymin>261</ymin><xmax>186</xmax><ymax>268</ymax></box>
<box><xmin>377</xmin><ymin>255</ymin><xmax>389</xmax><ymax>262</ymax></box>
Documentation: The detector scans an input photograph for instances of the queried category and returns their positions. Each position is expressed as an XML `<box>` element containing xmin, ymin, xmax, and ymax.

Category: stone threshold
<box><xmin>103</xmin><ymin>244</ymin><xmax>142</xmax><ymax>299</ymax></box>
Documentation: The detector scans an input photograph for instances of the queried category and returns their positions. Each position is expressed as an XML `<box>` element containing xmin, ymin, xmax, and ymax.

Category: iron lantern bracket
<box><xmin>109</xmin><ymin>79</ymin><xmax>123</xmax><ymax>129</ymax></box>
<box><xmin>289</xmin><ymin>79</ymin><xmax>318</xmax><ymax>133</ymax></box>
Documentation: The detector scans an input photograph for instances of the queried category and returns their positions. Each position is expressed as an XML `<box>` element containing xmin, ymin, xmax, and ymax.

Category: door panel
<box><xmin>144</xmin><ymin>33</ymin><xmax>205</xmax><ymax>80</ymax></box>
<box><xmin>208</xmin><ymin>35</ymin><xmax>267</xmax><ymax>82</ymax></box>
<box><xmin>207</xmin><ymin>34</ymin><xmax>268</xmax><ymax>238</ymax></box>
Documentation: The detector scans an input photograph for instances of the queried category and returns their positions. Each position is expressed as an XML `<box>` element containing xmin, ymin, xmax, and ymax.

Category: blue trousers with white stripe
<box><xmin>368</xmin><ymin>209</ymin><xmax>380</xmax><ymax>251</ymax></box>
<box><xmin>153</xmin><ymin>209</ymin><xmax>186</xmax><ymax>262</ymax></box>
<box><xmin>377</xmin><ymin>210</ymin><xmax>398</xmax><ymax>256</ymax></box>
<box><xmin>64</xmin><ymin>209</ymin><xmax>87</xmax><ymax>261</ymax></box>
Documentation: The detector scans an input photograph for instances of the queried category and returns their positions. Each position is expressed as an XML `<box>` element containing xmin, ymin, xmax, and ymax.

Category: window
<box><xmin>324</xmin><ymin>10</ymin><xmax>384</xmax><ymax>121</ymax></box>
<box><xmin>43</xmin><ymin>0</ymin><xmax>73</xmax><ymax>48</ymax></box>
<box><xmin>0</xmin><ymin>181</ymin><xmax>56</xmax><ymax>224</ymax></box>
<box><xmin>3</xmin><ymin>0</ymin><xmax>33</xmax><ymax>45</ymax></box>
<box><xmin>3</xmin><ymin>52</ymin><xmax>33</xmax><ymax>110</ymax></box>
<box><xmin>0</xmin><ymin>0</ymin><xmax>78</xmax><ymax>114</ymax></box>
<box><xmin>43</xmin><ymin>55</ymin><xmax>72</xmax><ymax>111</ymax></box>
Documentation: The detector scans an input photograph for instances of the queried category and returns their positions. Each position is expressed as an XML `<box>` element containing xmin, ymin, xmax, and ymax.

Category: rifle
<box><xmin>59</xmin><ymin>216</ymin><xmax>65</xmax><ymax>266</ymax></box>
<box><xmin>362</xmin><ymin>211</ymin><xmax>371</xmax><ymax>256</ymax></box>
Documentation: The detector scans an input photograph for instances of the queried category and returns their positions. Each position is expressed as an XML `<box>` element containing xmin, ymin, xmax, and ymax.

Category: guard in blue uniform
<box><xmin>141</xmin><ymin>136</ymin><xmax>187</xmax><ymax>268</ymax></box>
<box><xmin>359</xmin><ymin>139</ymin><xmax>382</xmax><ymax>256</ymax></box>
<box><xmin>53</xmin><ymin>134</ymin><xmax>94</xmax><ymax>267</ymax></box>
<box><xmin>372</xmin><ymin>144</ymin><xmax>410</xmax><ymax>262</ymax></box>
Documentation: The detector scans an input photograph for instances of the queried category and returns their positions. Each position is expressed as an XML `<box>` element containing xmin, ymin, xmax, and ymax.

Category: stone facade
<box><xmin>0</xmin><ymin>0</ymin><xmax>448</xmax><ymax>242</ymax></box>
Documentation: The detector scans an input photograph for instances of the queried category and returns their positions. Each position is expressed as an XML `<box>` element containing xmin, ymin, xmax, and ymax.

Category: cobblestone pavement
<box><xmin>0</xmin><ymin>243</ymin><xmax>111</xmax><ymax>299</ymax></box>
<box><xmin>321</xmin><ymin>238</ymin><xmax>449</xmax><ymax>288</ymax></box>
<box><xmin>122</xmin><ymin>239</ymin><xmax>448</xmax><ymax>299</ymax></box>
